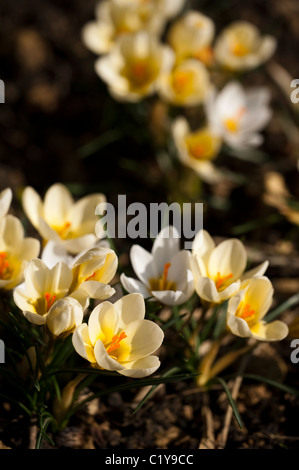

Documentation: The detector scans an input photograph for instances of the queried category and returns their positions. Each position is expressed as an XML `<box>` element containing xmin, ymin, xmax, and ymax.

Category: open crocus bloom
<box><xmin>214</xmin><ymin>21</ymin><xmax>277</xmax><ymax>71</ymax></box>
<box><xmin>0</xmin><ymin>215</ymin><xmax>40</xmax><ymax>291</ymax></box>
<box><xmin>191</xmin><ymin>230</ymin><xmax>269</xmax><ymax>304</ymax></box>
<box><xmin>13</xmin><ymin>258</ymin><xmax>74</xmax><ymax>325</ymax></box>
<box><xmin>167</xmin><ymin>11</ymin><xmax>215</xmax><ymax>64</ymax></box>
<box><xmin>205</xmin><ymin>81</ymin><xmax>272</xmax><ymax>150</ymax></box>
<box><xmin>82</xmin><ymin>0</ymin><xmax>166</xmax><ymax>56</ymax></box>
<box><xmin>0</xmin><ymin>188</ymin><xmax>12</xmax><ymax>220</ymax></box>
<box><xmin>72</xmin><ymin>293</ymin><xmax>164</xmax><ymax>378</ymax></box>
<box><xmin>172</xmin><ymin>117</ymin><xmax>223</xmax><ymax>184</ymax></box>
<box><xmin>120</xmin><ymin>226</ymin><xmax>194</xmax><ymax>306</ymax></box>
<box><xmin>22</xmin><ymin>183</ymin><xmax>106</xmax><ymax>255</ymax></box>
<box><xmin>227</xmin><ymin>277</ymin><xmax>289</xmax><ymax>341</ymax></box>
<box><xmin>158</xmin><ymin>59</ymin><xmax>211</xmax><ymax>106</ymax></box>
<box><xmin>95</xmin><ymin>31</ymin><xmax>174</xmax><ymax>102</ymax></box>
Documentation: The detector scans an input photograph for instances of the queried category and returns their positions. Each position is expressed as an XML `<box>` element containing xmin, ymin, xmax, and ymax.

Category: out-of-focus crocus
<box><xmin>158</xmin><ymin>59</ymin><xmax>211</xmax><ymax>106</ymax></box>
<box><xmin>191</xmin><ymin>230</ymin><xmax>269</xmax><ymax>304</ymax></box>
<box><xmin>95</xmin><ymin>31</ymin><xmax>175</xmax><ymax>102</ymax></box>
<box><xmin>205</xmin><ymin>81</ymin><xmax>272</xmax><ymax>150</ymax></box>
<box><xmin>120</xmin><ymin>226</ymin><xmax>194</xmax><ymax>306</ymax></box>
<box><xmin>0</xmin><ymin>188</ymin><xmax>12</xmax><ymax>220</ymax></box>
<box><xmin>0</xmin><ymin>215</ymin><xmax>40</xmax><ymax>290</ymax></box>
<box><xmin>172</xmin><ymin>117</ymin><xmax>223</xmax><ymax>183</ymax></box>
<box><xmin>227</xmin><ymin>277</ymin><xmax>289</xmax><ymax>341</ymax></box>
<box><xmin>22</xmin><ymin>183</ymin><xmax>106</xmax><ymax>255</ymax></box>
<box><xmin>214</xmin><ymin>21</ymin><xmax>276</xmax><ymax>71</ymax></box>
<box><xmin>72</xmin><ymin>293</ymin><xmax>164</xmax><ymax>378</ymax></box>
<box><xmin>167</xmin><ymin>11</ymin><xmax>215</xmax><ymax>65</ymax></box>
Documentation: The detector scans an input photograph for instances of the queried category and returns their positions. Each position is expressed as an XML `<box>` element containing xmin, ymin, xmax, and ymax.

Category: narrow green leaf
<box><xmin>213</xmin><ymin>301</ymin><xmax>228</xmax><ymax>339</ymax></box>
<box><xmin>215</xmin><ymin>377</ymin><xmax>243</xmax><ymax>429</ymax></box>
<box><xmin>242</xmin><ymin>373</ymin><xmax>299</xmax><ymax>397</ymax></box>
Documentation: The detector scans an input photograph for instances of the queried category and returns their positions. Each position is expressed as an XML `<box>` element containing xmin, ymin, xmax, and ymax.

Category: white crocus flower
<box><xmin>82</xmin><ymin>0</ymin><xmax>166</xmax><ymax>56</ymax></box>
<box><xmin>120</xmin><ymin>226</ymin><xmax>194</xmax><ymax>306</ymax></box>
<box><xmin>0</xmin><ymin>188</ymin><xmax>12</xmax><ymax>220</ymax></box>
<box><xmin>205</xmin><ymin>81</ymin><xmax>272</xmax><ymax>150</ymax></box>
<box><xmin>22</xmin><ymin>183</ymin><xmax>106</xmax><ymax>255</ymax></box>
<box><xmin>167</xmin><ymin>11</ymin><xmax>215</xmax><ymax>64</ymax></box>
<box><xmin>172</xmin><ymin>117</ymin><xmax>223</xmax><ymax>183</ymax></box>
<box><xmin>46</xmin><ymin>297</ymin><xmax>84</xmax><ymax>338</ymax></box>
<box><xmin>191</xmin><ymin>230</ymin><xmax>269</xmax><ymax>304</ymax></box>
<box><xmin>0</xmin><ymin>215</ymin><xmax>40</xmax><ymax>291</ymax></box>
<box><xmin>72</xmin><ymin>293</ymin><xmax>164</xmax><ymax>378</ymax></box>
<box><xmin>158</xmin><ymin>59</ymin><xmax>211</xmax><ymax>107</ymax></box>
<box><xmin>214</xmin><ymin>21</ymin><xmax>277</xmax><ymax>71</ymax></box>
<box><xmin>95</xmin><ymin>31</ymin><xmax>175</xmax><ymax>102</ymax></box>
<box><xmin>227</xmin><ymin>277</ymin><xmax>289</xmax><ymax>341</ymax></box>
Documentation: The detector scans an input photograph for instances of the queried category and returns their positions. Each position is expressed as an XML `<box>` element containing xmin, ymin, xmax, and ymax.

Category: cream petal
<box><xmin>41</xmin><ymin>240</ymin><xmax>72</xmax><ymax>268</ymax></box>
<box><xmin>94</xmin><ymin>339</ymin><xmax>125</xmax><ymax>371</ymax></box>
<box><xmin>72</xmin><ymin>323</ymin><xmax>96</xmax><ymax>363</ymax></box>
<box><xmin>48</xmin><ymin>262</ymin><xmax>73</xmax><ymax>295</ymax></box>
<box><xmin>20</xmin><ymin>238</ymin><xmax>40</xmax><ymax>262</ymax></box>
<box><xmin>24</xmin><ymin>258</ymin><xmax>48</xmax><ymax>298</ymax></box>
<box><xmin>37</xmin><ymin>216</ymin><xmax>61</xmax><ymax>242</ymax></box>
<box><xmin>167</xmin><ymin>250</ymin><xmax>191</xmax><ymax>288</ymax></box>
<box><xmin>88</xmin><ymin>301</ymin><xmax>118</xmax><ymax>346</ymax></box>
<box><xmin>13</xmin><ymin>288</ymin><xmax>36</xmax><ymax>313</ymax></box>
<box><xmin>0</xmin><ymin>215</ymin><xmax>23</xmax><ymax>250</ymax></box>
<box><xmin>68</xmin><ymin>194</ymin><xmax>106</xmax><ymax>232</ymax></box>
<box><xmin>130</xmin><ymin>244</ymin><xmax>157</xmax><ymax>285</ymax></box>
<box><xmin>192</xmin><ymin>229</ymin><xmax>215</xmax><ymax>257</ymax></box>
<box><xmin>46</xmin><ymin>297</ymin><xmax>84</xmax><ymax>337</ymax></box>
<box><xmin>151</xmin><ymin>289</ymin><xmax>190</xmax><ymax>306</ymax></box>
<box><xmin>118</xmin><ymin>355</ymin><xmax>161</xmax><ymax>378</ymax></box>
<box><xmin>43</xmin><ymin>183</ymin><xmax>74</xmax><ymax>228</ymax></box>
<box><xmin>22</xmin><ymin>186</ymin><xmax>43</xmax><ymax>229</ymax></box>
<box><xmin>120</xmin><ymin>273</ymin><xmax>152</xmax><ymax>299</ymax></box>
<box><xmin>0</xmin><ymin>188</ymin><xmax>12</xmax><ymax>219</ymax></box>
<box><xmin>125</xmin><ymin>319</ymin><xmax>164</xmax><ymax>360</ymax></box>
<box><xmin>81</xmin><ymin>21</ymin><xmax>113</xmax><ymax>55</ymax></box>
<box><xmin>152</xmin><ymin>226</ymin><xmax>180</xmax><ymax>274</ymax></box>
<box><xmin>240</xmin><ymin>277</ymin><xmax>274</xmax><ymax>321</ymax></box>
<box><xmin>114</xmin><ymin>293</ymin><xmax>146</xmax><ymax>325</ymax></box>
<box><xmin>241</xmin><ymin>261</ymin><xmax>269</xmax><ymax>281</ymax></box>
<box><xmin>78</xmin><ymin>280</ymin><xmax>115</xmax><ymax>300</ymax></box>
<box><xmin>227</xmin><ymin>312</ymin><xmax>252</xmax><ymax>338</ymax></box>
<box><xmin>194</xmin><ymin>276</ymin><xmax>221</xmax><ymax>303</ymax></box>
<box><xmin>23</xmin><ymin>310</ymin><xmax>47</xmax><ymax>325</ymax></box>
<box><xmin>250</xmin><ymin>320</ymin><xmax>289</xmax><ymax>342</ymax></box>
<box><xmin>208</xmin><ymin>239</ymin><xmax>247</xmax><ymax>281</ymax></box>
<box><xmin>62</xmin><ymin>234</ymin><xmax>99</xmax><ymax>255</ymax></box>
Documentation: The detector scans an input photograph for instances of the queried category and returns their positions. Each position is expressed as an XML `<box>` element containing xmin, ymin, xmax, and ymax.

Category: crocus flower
<box><xmin>158</xmin><ymin>59</ymin><xmax>211</xmax><ymax>106</ymax></box>
<box><xmin>227</xmin><ymin>277</ymin><xmax>289</xmax><ymax>341</ymax></box>
<box><xmin>46</xmin><ymin>297</ymin><xmax>84</xmax><ymax>338</ymax></box>
<box><xmin>120</xmin><ymin>226</ymin><xmax>194</xmax><ymax>306</ymax></box>
<box><xmin>167</xmin><ymin>11</ymin><xmax>215</xmax><ymax>64</ymax></box>
<box><xmin>205</xmin><ymin>81</ymin><xmax>272</xmax><ymax>150</ymax></box>
<box><xmin>0</xmin><ymin>188</ymin><xmax>12</xmax><ymax>220</ymax></box>
<box><xmin>214</xmin><ymin>20</ymin><xmax>276</xmax><ymax>71</ymax></box>
<box><xmin>0</xmin><ymin>215</ymin><xmax>40</xmax><ymax>290</ymax></box>
<box><xmin>95</xmin><ymin>31</ymin><xmax>174</xmax><ymax>102</ymax></box>
<box><xmin>172</xmin><ymin>117</ymin><xmax>223</xmax><ymax>183</ymax></box>
<box><xmin>22</xmin><ymin>183</ymin><xmax>106</xmax><ymax>254</ymax></box>
<box><xmin>72</xmin><ymin>293</ymin><xmax>164</xmax><ymax>378</ymax></box>
<box><xmin>191</xmin><ymin>230</ymin><xmax>269</xmax><ymax>304</ymax></box>
<box><xmin>82</xmin><ymin>0</ymin><xmax>166</xmax><ymax>56</ymax></box>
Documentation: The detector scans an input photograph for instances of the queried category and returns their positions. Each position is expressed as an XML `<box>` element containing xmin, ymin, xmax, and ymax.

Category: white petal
<box><xmin>151</xmin><ymin>289</ymin><xmax>190</xmax><ymax>306</ymax></box>
<box><xmin>241</xmin><ymin>260</ymin><xmax>269</xmax><ymax>281</ymax></box>
<box><xmin>120</xmin><ymin>273</ymin><xmax>151</xmax><ymax>299</ymax></box>
<box><xmin>130</xmin><ymin>244</ymin><xmax>157</xmax><ymax>285</ymax></box>
<box><xmin>72</xmin><ymin>323</ymin><xmax>96</xmax><ymax>363</ymax></box>
<box><xmin>208</xmin><ymin>238</ymin><xmax>247</xmax><ymax>281</ymax></box>
<box><xmin>152</xmin><ymin>226</ymin><xmax>180</xmax><ymax>274</ymax></box>
<box><xmin>125</xmin><ymin>319</ymin><xmax>164</xmax><ymax>360</ymax></box>
<box><xmin>23</xmin><ymin>310</ymin><xmax>46</xmax><ymax>325</ymax></box>
<box><xmin>94</xmin><ymin>339</ymin><xmax>125</xmax><ymax>371</ymax></box>
<box><xmin>114</xmin><ymin>293</ymin><xmax>146</xmax><ymax>325</ymax></box>
<box><xmin>43</xmin><ymin>183</ymin><xmax>74</xmax><ymax>228</ymax></box>
<box><xmin>251</xmin><ymin>320</ymin><xmax>289</xmax><ymax>342</ymax></box>
<box><xmin>118</xmin><ymin>355</ymin><xmax>161</xmax><ymax>378</ymax></box>
<box><xmin>227</xmin><ymin>312</ymin><xmax>252</xmax><ymax>338</ymax></box>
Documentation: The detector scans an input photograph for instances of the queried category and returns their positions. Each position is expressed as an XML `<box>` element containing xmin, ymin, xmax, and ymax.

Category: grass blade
<box><xmin>215</xmin><ymin>377</ymin><xmax>243</xmax><ymax>429</ymax></box>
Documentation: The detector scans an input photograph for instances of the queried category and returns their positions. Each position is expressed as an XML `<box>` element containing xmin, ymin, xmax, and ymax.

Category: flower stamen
<box><xmin>215</xmin><ymin>272</ymin><xmax>233</xmax><ymax>291</ymax></box>
<box><xmin>106</xmin><ymin>332</ymin><xmax>127</xmax><ymax>355</ymax></box>
<box><xmin>44</xmin><ymin>292</ymin><xmax>57</xmax><ymax>311</ymax></box>
<box><xmin>0</xmin><ymin>252</ymin><xmax>10</xmax><ymax>280</ymax></box>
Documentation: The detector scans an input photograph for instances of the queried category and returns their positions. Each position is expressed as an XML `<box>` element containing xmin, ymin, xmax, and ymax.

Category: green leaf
<box><xmin>213</xmin><ymin>301</ymin><xmax>229</xmax><ymax>339</ymax></box>
<box><xmin>242</xmin><ymin>373</ymin><xmax>299</xmax><ymax>397</ymax></box>
<box><xmin>215</xmin><ymin>377</ymin><xmax>243</xmax><ymax>429</ymax></box>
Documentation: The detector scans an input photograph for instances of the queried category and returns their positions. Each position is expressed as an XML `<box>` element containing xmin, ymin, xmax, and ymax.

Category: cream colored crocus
<box><xmin>13</xmin><ymin>258</ymin><xmax>74</xmax><ymax>325</ymax></box>
<box><xmin>158</xmin><ymin>59</ymin><xmax>211</xmax><ymax>107</ymax></box>
<box><xmin>72</xmin><ymin>293</ymin><xmax>164</xmax><ymax>378</ymax></box>
<box><xmin>167</xmin><ymin>11</ymin><xmax>215</xmax><ymax>65</ymax></box>
<box><xmin>95</xmin><ymin>31</ymin><xmax>175</xmax><ymax>102</ymax></box>
<box><xmin>191</xmin><ymin>230</ymin><xmax>269</xmax><ymax>305</ymax></box>
<box><xmin>22</xmin><ymin>183</ymin><xmax>106</xmax><ymax>255</ymax></box>
<box><xmin>0</xmin><ymin>188</ymin><xmax>12</xmax><ymax>220</ymax></box>
<box><xmin>0</xmin><ymin>215</ymin><xmax>40</xmax><ymax>290</ymax></box>
<box><xmin>69</xmin><ymin>245</ymin><xmax>118</xmax><ymax>308</ymax></box>
<box><xmin>46</xmin><ymin>297</ymin><xmax>84</xmax><ymax>338</ymax></box>
<box><xmin>172</xmin><ymin>117</ymin><xmax>223</xmax><ymax>184</ymax></box>
<box><xmin>227</xmin><ymin>277</ymin><xmax>288</xmax><ymax>341</ymax></box>
<box><xmin>82</xmin><ymin>0</ymin><xmax>166</xmax><ymax>56</ymax></box>
<box><xmin>214</xmin><ymin>21</ymin><xmax>276</xmax><ymax>71</ymax></box>
<box><xmin>120</xmin><ymin>226</ymin><xmax>194</xmax><ymax>306</ymax></box>
<box><xmin>205</xmin><ymin>81</ymin><xmax>272</xmax><ymax>150</ymax></box>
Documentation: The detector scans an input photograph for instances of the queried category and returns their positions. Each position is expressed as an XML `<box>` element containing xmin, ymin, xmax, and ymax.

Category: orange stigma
<box><xmin>0</xmin><ymin>252</ymin><xmax>10</xmax><ymax>280</ymax></box>
<box><xmin>215</xmin><ymin>272</ymin><xmax>233</xmax><ymax>291</ymax></box>
<box><xmin>85</xmin><ymin>271</ymin><xmax>96</xmax><ymax>282</ymax></box>
<box><xmin>106</xmin><ymin>332</ymin><xmax>127</xmax><ymax>355</ymax></box>
<box><xmin>57</xmin><ymin>222</ymin><xmax>71</xmax><ymax>239</ymax></box>
<box><xmin>237</xmin><ymin>303</ymin><xmax>255</xmax><ymax>322</ymax></box>
<box><xmin>44</xmin><ymin>292</ymin><xmax>56</xmax><ymax>311</ymax></box>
